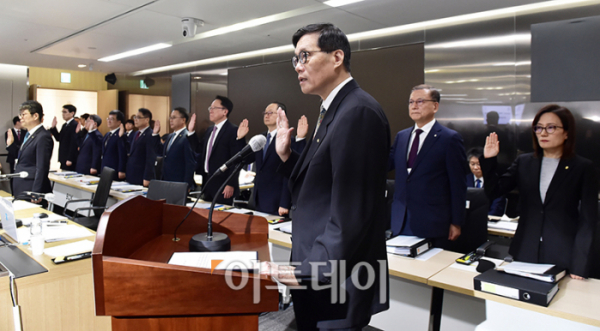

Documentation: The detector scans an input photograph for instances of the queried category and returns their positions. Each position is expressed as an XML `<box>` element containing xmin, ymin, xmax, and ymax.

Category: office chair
<box><xmin>146</xmin><ymin>180</ymin><xmax>188</xmax><ymax>206</ymax></box>
<box><xmin>447</xmin><ymin>187</ymin><xmax>489</xmax><ymax>254</ymax></box>
<box><xmin>63</xmin><ymin>167</ymin><xmax>115</xmax><ymax>231</ymax></box>
<box><xmin>155</xmin><ymin>156</ymin><xmax>164</xmax><ymax>182</ymax></box>
<box><xmin>384</xmin><ymin>179</ymin><xmax>395</xmax><ymax>236</ymax></box>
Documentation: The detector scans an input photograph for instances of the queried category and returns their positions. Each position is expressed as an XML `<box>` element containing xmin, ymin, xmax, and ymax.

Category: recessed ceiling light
<box><xmin>78</xmin><ymin>64</ymin><xmax>86</xmax><ymax>68</ymax></box>
<box><xmin>324</xmin><ymin>0</ymin><xmax>364</xmax><ymax>7</ymax></box>
<box><xmin>98</xmin><ymin>43</ymin><xmax>171</xmax><ymax>62</ymax></box>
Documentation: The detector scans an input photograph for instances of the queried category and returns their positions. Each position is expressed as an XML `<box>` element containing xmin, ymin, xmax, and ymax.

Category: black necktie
<box><xmin>407</xmin><ymin>129</ymin><xmax>423</xmax><ymax>168</ymax></box>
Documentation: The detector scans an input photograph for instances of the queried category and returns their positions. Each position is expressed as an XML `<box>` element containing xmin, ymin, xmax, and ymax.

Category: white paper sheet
<box><xmin>502</xmin><ymin>261</ymin><xmax>554</xmax><ymax>274</ymax></box>
<box><xmin>386</xmin><ymin>235</ymin><xmax>426</xmax><ymax>247</ymax></box>
<box><xmin>43</xmin><ymin>239</ymin><xmax>94</xmax><ymax>258</ymax></box>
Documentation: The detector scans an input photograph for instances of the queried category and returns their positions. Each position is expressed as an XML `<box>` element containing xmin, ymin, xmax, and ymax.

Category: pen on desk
<box><xmin>42</xmin><ymin>220</ymin><xmax>68</xmax><ymax>224</ymax></box>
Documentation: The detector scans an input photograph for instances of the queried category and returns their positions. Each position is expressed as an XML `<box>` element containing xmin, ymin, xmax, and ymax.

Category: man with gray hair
<box><xmin>76</xmin><ymin>114</ymin><xmax>103</xmax><ymax>175</ymax></box>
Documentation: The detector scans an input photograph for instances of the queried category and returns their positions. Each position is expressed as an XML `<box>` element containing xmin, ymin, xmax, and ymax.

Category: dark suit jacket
<box><xmin>126</xmin><ymin>128</ymin><xmax>159</xmax><ymax>185</ymax></box>
<box><xmin>196</xmin><ymin>120</ymin><xmax>245</xmax><ymax>203</ymax></box>
<box><xmin>481</xmin><ymin>153</ymin><xmax>598</xmax><ymax>277</ymax></box>
<box><xmin>278</xmin><ymin>80</ymin><xmax>390</xmax><ymax>329</ymax></box>
<box><xmin>466</xmin><ymin>175</ymin><xmax>506</xmax><ymax>216</ymax></box>
<box><xmin>101</xmin><ymin>129</ymin><xmax>127</xmax><ymax>176</ymax></box>
<box><xmin>388</xmin><ymin>121</ymin><xmax>467</xmax><ymax>239</ymax></box>
<box><xmin>49</xmin><ymin>120</ymin><xmax>79</xmax><ymax>170</ymax></box>
<box><xmin>125</xmin><ymin>130</ymin><xmax>135</xmax><ymax>154</ymax></box>
<box><xmin>5</xmin><ymin>128</ymin><xmax>26</xmax><ymax>171</ymax></box>
<box><xmin>76</xmin><ymin>130</ymin><xmax>103</xmax><ymax>175</ymax></box>
<box><xmin>13</xmin><ymin>126</ymin><xmax>53</xmax><ymax>197</ymax></box>
<box><xmin>247</xmin><ymin>134</ymin><xmax>306</xmax><ymax>215</ymax></box>
<box><xmin>159</xmin><ymin>129</ymin><xmax>197</xmax><ymax>189</ymax></box>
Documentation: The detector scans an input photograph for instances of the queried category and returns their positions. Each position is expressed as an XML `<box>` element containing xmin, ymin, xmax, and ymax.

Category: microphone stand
<box><xmin>188</xmin><ymin>162</ymin><xmax>244</xmax><ymax>252</ymax></box>
<box><xmin>172</xmin><ymin>161</ymin><xmax>245</xmax><ymax>252</ymax></box>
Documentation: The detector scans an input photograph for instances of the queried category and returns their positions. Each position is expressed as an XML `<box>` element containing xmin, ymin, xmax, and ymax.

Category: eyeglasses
<box><xmin>292</xmin><ymin>50</ymin><xmax>327</xmax><ymax>68</ymax></box>
<box><xmin>133</xmin><ymin>115</ymin><xmax>147</xmax><ymax>120</ymax></box>
<box><xmin>469</xmin><ymin>162</ymin><xmax>481</xmax><ymax>167</ymax></box>
<box><xmin>262</xmin><ymin>111</ymin><xmax>275</xmax><ymax>116</ymax></box>
<box><xmin>408</xmin><ymin>99</ymin><xmax>436</xmax><ymax>106</ymax></box>
<box><xmin>18</xmin><ymin>111</ymin><xmax>30</xmax><ymax>118</ymax></box>
<box><xmin>208</xmin><ymin>106</ymin><xmax>226</xmax><ymax>111</ymax></box>
<box><xmin>533</xmin><ymin>125</ymin><xmax>563</xmax><ymax>134</ymax></box>
<box><xmin>169</xmin><ymin>116</ymin><xmax>184</xmax><ymax>120</ymax></box>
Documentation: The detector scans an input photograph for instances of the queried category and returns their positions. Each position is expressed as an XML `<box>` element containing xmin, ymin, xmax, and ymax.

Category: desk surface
<box><xmin>0</xmin><ymin>202</ymin><xmax>110</xmax><ymax>330</ymax></box>
<box><xmin>49</xmin><ymin>173</ymin><xmax>146</xmax><ymax>201</ymax></box>
<box><xmin>428</xmin><ymin>260</ymin><xmax>600</xmax><ymax>327</ymax></box>
<box><xmin>269</xmin><ymin>221</ymin><xmax>599</xmax><ymax>328</ymax></box>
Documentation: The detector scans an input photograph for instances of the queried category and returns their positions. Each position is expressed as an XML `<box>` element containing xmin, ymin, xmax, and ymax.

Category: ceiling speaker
<box><xmin>143</xmin><ymin>77</ymin><xmax>155</xmax><ymax>87</ymax></box>
<box><xmin>105</xmin><ymin>73</ymin><xmax>117</xmax><ymax>85</ymax></box>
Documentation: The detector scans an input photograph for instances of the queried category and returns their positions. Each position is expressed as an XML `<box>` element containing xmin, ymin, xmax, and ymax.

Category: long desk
<box><xmin>48</xmin><ymin>173</ymin><xmax>146</xmax><ymax>214</ymax></box>
<box><xmin>268</xmin><ymin>223</ymin><xmax>600</xmax><ymax>331</ymax></box>
<box><xmin>0</xmin><ymin>201</ymin><xmax>111</xmax><ymax>330</ymax></box>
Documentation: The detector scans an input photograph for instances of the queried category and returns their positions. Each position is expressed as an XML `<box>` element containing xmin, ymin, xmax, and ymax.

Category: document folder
<box><xmin>386</xmin><ymin>236</ymin><xmax>431</xmax><ymax>257</ymax></box>
<box><xmin>474</xmin><ymin>269</ymin><xmax>559</xmax><ymax>307</ymax></box>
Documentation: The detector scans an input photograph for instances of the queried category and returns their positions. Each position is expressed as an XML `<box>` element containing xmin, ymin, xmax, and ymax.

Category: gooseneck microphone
<box><xmin>173</xmin><ymin>135</ymin><xmax>267</xmax><ymax>252</ymax></box>
<box><xmin>216</xmin><ymin>135</ymin><xmax>267</xmax><ymax>174</ymax></box>
<box><xmin>0</xmin><ymin>172</ymin><xmax>28</xmax><ymax>180</ymax></box>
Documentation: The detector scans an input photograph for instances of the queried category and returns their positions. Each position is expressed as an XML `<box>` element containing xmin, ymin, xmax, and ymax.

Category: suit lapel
<box><xmin>295</xmin><ymin>80</ymin><xmax>358</xmax><ymax>179</ymax></box>
<box><xmin>212</xmin><ymin>121</ymin><xmax>229</xmax><ymax>149</ymax></box>
<box><xmin>260</xmin><ymin>134</ymin><xmax>276</xmax><ymax>167</ymax></box>
<box><xmin>543</xmin><ymin>157</ymin><xmax>572</xmax><ymax>206</ymax></box>
<box><xmin>398</xmin><ymin>130</ymin><xmax>410</xmax><ymax>170</ymax></box>
<box><xmin>409</xmin><ymin>122</ymin><xmax>442</xmax><ymax>174</ymax></box>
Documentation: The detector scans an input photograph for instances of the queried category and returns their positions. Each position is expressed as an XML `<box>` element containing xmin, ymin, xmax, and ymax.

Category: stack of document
<box><xmin>386</xmin><ymin>236</ymin><xmax>431</xmax><ymax>257</ymax></box>
<box><xmin>78</xmin><ymin>177</ymin><xmax>99</xmax><ymax>185</ymax></box>
<box><xmin>16</xmin><ymin>224</ymin><xmax>94</xmax><ymax>243</ymax></box>
<box><xmin>113</xmin><ymin>185</ymin><xmax>145</xmax><ymax>193</ymax></box>
<box><xmin>54</xmin><ymin>171</ymin><xmax>78</xmax><ymax>176</ymax></box>
<box><xmin>500</xmin><ymin>262</ymin><xmax>566</xmax><ymax>283</ymax></box>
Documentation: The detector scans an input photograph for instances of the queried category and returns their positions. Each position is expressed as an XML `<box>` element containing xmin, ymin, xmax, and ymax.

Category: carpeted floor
<box><xmin>258</xmin><ymin>305</ymin><xmax>383</xmax><ymax>331</ymax></box>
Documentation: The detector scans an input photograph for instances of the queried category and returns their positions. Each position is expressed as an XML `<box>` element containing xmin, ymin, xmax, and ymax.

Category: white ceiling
<box><xmin>0</xmin><ymin>0</ymin><xmax>553</xmax><ymax>77</ymax></box>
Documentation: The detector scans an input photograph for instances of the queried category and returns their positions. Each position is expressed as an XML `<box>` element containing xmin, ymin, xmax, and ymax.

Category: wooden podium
<box><xmin>92</xmin><ymin>196</ymin><xmax>279</xmax><ymax>331</ymax></box>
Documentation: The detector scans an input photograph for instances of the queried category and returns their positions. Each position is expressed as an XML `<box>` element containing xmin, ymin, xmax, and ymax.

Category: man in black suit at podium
<box><xmin>262</xmin><ymin>23</ymin><xmax>390</xmax><ymax>330</ymax></box>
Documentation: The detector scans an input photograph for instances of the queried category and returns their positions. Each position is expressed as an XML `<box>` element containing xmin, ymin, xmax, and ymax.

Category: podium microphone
<box><xmin>173</xmin><ymin>135</ymin><xmax>267</xmax><ymax>252</ymax></box>
<box><xmin>216</xmin><ymin>135</ymin><xmax>266</xmax><ymax>174</ymax></box>
<box><xmin>0</xmin><ymin>172</ymin><xmax>28</xmax><ymax>180</ymax></box>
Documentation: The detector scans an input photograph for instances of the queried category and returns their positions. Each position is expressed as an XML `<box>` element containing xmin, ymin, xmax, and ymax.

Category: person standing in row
<box><xmin>49</xmin><ymin>104</ymin><xmax>79</xmax><ymax>171</ymax></box>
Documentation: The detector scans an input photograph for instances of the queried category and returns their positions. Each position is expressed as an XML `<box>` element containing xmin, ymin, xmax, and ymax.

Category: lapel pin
<box><xmin>434</xmin><ymin>134</ymin><xmax>437</xmax><ymax>137</ymax></box>
<box><xmin>565</xmin><ymin>166</ymin><xmax>569</xmax><ymax>169</ymax></box>
<box><xmin>316</xmin><ymin>139</ymin><xmax>320</xmax><ymax>143</ymax></box>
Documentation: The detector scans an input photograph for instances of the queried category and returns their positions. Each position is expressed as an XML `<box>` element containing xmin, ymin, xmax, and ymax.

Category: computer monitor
<box><xmin>0</xmin><ymin>198</ymin><xmax>18</xmax><ymax>242</ymax></box>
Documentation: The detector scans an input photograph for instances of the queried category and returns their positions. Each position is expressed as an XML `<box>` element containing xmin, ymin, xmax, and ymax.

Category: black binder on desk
<box><xmin>474</xmin><ymin>269</ymin><xmax>559</xmax><ymax>307</ymax></box>
<box><xmin>386</xmin><ymin>236</ymin><xmax>431</xmax><ymax>257</ymax></box>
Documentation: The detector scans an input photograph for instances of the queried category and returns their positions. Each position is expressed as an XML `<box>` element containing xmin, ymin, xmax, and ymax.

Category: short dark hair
<box><xmin>532</xmin><ymin>104</ymin><xmax>576</xmax><ymax>160</ymax></box>
<box><xmin>412</xmin><ymin>84</ymin><xmax>440</xmax><ymax>103</ymax></box>
<box><xmin>138</xmin><ymin>108</ymin><xmax>153</xmax><ymax>120</ymax></box>
<box><xmin>125</xmin><ymin>119</ymin><xmax>134</xmax><ymax>126</ymax></box>
<box><xmin>215</xmin><ymin>96</ymin><xmax>233</xmax><ymax>116</ymax></box>
<box><xmin>89</xmin><ymin>114</ymin><xmax>102</xmax><ymax>127</ymax></box>
<box><xmin>292</xmin><ymin>23</ymin><xmax>351</xmax><ymax>72</ymax></box>
<box><xmin>20</xmin><ymin>101</ymin><xmax>44</xmax><ymax>122</ymax></box>
<box><xmin>80</xmin><ymin>113</ymin><xmax>89</xmax><ymax>121</ymax></box>
<box><xmin>63</xmin><ymin>104</ymin><xmax>76</xmax><ymax>114</ymax></box>
<box><xmin>109</xmin><ymin>110</ymin><xmax>124</xmax><ymax>123</ymax></box>
<box><xmin>268</xmin><ymin>102</ymin><xmax>287</xmax><ymax>114</ymax></box>
<box><xmin>12</xmin><ymin>116</ymin><xmax>20</xmax><ymax>125</ymax></box>
<box><xmin>173</xmin><ymin>107</ymin><xmax>189</xmax><ymax>123</ymax></box>
<box><xmin>466</xmin><ymin>147</ymin><xmax>483</xmax><ymax>161</ymax></box>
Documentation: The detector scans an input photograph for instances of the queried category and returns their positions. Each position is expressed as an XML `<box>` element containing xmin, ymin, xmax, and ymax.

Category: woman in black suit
<box><xmin>482</xmin><ymin>104</ymin><xmax>597</xmax><ymax>279</ymax></box>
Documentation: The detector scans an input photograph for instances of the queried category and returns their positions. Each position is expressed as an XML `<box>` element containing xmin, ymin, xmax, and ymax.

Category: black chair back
<box><xmin>92</xmin><ymin>167</ymin><xmax>115</xmax><ymax>217</ymax></box>
<box><xmin>147</xmin><ymin>180</ymin><xmax>188</xmax><ymax>206</ymax></box>
<box><xmin>448</xmin><ymin>187</ymin><xmax>489</xmax><ymax>254</ymax></box>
